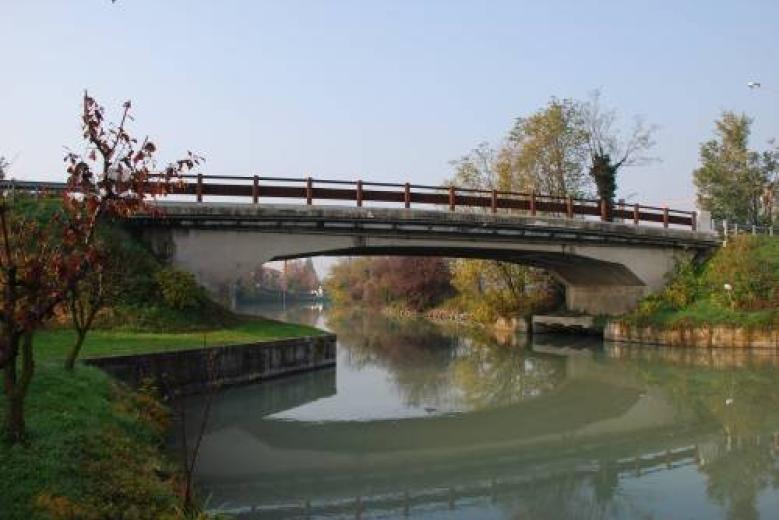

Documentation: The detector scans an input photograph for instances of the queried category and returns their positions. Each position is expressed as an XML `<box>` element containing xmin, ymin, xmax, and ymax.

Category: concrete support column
<box><xmin>565</xmin><ymin>285</ymin><xmax>648</xmax><ymax>316</ymax></box>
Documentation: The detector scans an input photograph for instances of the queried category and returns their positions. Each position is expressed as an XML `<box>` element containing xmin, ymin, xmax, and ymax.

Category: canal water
<box><xmin>177</xmin><ymin>304</ymin><xmax>779</xmax><ymax>519</ymax></box>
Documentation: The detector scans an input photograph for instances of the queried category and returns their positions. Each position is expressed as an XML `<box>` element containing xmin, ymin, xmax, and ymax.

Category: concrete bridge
<box><xmin>137</xmin><ymin>202</ymin><xmax>717</xmax><ymax>315</ymax></box>
<box><xmin>3</xmin><ymin>176</ymin><xmax>719</xmax><ymax>315</ymax></box>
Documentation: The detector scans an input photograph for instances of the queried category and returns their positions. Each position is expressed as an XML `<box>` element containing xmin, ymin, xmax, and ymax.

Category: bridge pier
<box><xmin>565</xmin><ymin>285</ymin><xmax>647</xmax><ymax>316</ymax></box>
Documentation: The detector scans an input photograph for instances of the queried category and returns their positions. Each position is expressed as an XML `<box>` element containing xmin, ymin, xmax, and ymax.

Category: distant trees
<box><xmin>694</xmin><ymin>112</ymin><xmax>778</xmax><ymax>226</ymax></box>
<box><xmin>0</xmin><ymin>156</ymin><xmax>9</xmax><ymax>180</ymax></box>
<box><xmin>285</xmin><ymin>258</ymin><xmax>319</xmax><ymax>294</ymax></box>
<box><xmin>325</xmin><ymin>257</ymin><xmax>454</xmax><ymax>311</ymax></box>
<box><xmin>450</xmin><ymin>260</ymin><xmax>561</xmax><ymax>322</ymax></box>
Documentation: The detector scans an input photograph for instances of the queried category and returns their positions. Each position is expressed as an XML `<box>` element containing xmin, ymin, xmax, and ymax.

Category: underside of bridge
<box><xmin>138</xmin><ymin>203</ymin><xmax>719</xmax><ymax>316</ymax></box>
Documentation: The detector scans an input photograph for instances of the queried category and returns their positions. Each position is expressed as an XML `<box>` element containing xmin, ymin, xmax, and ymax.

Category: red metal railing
<box><xmin>0</xmin><ymin>176</ymin><xmax>698</xmax><ymax>229</ymax></box>
<box><xmin>161</xmin><ymin>174</ymin><xmax>697</xmax><ymax>229</ymax></box>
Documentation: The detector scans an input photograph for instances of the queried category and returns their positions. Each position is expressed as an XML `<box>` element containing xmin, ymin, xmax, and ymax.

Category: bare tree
<box><xmin>582</xmin><ymin>91</ymin><xmax>657</xmax><ymax>219</ymax></box>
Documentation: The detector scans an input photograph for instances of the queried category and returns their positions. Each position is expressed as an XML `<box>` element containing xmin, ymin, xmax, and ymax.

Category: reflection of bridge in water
<box><xmin>225</xmin><ymin>444</ymin><xmax>702</xmax><ymax>518</ymax></box>
<box><xmin>191</xmin><ymin>350</ymin><xmax>731</xmax><ymax>518</ymax></box>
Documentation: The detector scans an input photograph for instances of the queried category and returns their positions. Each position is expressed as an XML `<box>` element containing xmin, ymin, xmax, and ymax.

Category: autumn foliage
<box><xmin>0</xmin><ymin>93</ymin><xmax>200</xmax><ymax>442</ymax></box>
<box><xmin>326</xmin><ymin>257</ymin><xmax>454</xmax><ymax>311</ymax></box>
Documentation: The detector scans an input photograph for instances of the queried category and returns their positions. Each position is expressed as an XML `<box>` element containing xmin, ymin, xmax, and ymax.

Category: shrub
<box><xmin>155</xmin><ymin>268</ymin><xmax>204</xmax><ymax>310</ymax></box>
<box><xmin>702</xmin><ymin>236</ymin><xmax>779</xmax><ymax>311</ymax></box>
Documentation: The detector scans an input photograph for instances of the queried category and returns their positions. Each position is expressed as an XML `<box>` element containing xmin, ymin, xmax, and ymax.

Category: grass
<box><xmin>35</xmin><ymin>317</ymin><xmax>326</xmax><ymax>361</ymax></box>
<box><xmin>0</xmin><ymin>363</ymin><xmax>180</xmax><ymax>519</ymax></box>
<box><xmin>1</xmin><ymin>317</ymin><xmax>325</xmax><ymax>518</ymax></box>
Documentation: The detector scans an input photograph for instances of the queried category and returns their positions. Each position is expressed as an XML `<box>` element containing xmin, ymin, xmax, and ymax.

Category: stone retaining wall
<box><xmin>605</xmin><ymin>321</ymin><xmax>779</xmax><ymax>348</ymax></box>
<box><xmin>86</xmin><ymin>334</ymin><xmax>337</xmax><ymax>394</ymax></box>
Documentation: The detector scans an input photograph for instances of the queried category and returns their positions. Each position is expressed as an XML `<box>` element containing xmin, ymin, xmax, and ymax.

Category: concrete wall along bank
<box><xmin>87</xmin><ymin>334</ymin><xmax>336</xmax><ymax>394</ymax></box>
<box><xmin>606</xmin><ymin>322</ymin><xmax>779</xmax><ymax>348</ymax></box>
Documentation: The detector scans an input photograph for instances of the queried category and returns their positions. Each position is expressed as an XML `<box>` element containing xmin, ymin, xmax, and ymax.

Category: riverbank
<box><xmin>611</xmin><ymin>236</ymin><xmax>779</xmax><ymax>348</ymax></box>
<box><xmin>0</xmin><ymin>362</ymin><xmax>181</xmax><ymax>519</ymax></box>
<box><xmin>1</xmin><ymin>317</ymin><xmax>328</xmax><ymax>518</ymax></box>
<box><xmin>35</xmin><ymin>316</ymin><xmax>324</xmax><ymax>361</ymax></box>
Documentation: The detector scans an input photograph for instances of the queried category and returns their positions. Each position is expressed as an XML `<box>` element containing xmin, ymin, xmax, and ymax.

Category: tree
<box><xmin>0</xmin><ymin>93</ymin><xmax>199</xmax><ymax>442</ymax></box>
<box><xmin>693</xmin><ymin>112</ymin><xmax>778</xmax><ymax>226</ymax></box>
<box><xmin>0</xmin><ymin>156</ymin><xmax>9</xmax><ymax>180</ymax></box>
<box><xmin>325</xmin><ymin>256</ymin><xmax>454</xmax><ymax>311</ymax></box>
<box><xmin>64</xmin><ymin>237</ymin><xmax>121</xmax><ymax>371</ymax></box>
<box><xmin>501</xmin><ymin>97</ymin><xmax>591</xmax><ymax>196</ymax></box>
<box><xmin>449</xmin><ymin>142</ymin><xmax>501</xmax><ymax>191</ymax></box>
<box><xmin>581</xmin><ymin>91</ymin><xmax>656</xmax><ymax>219</ymax></box>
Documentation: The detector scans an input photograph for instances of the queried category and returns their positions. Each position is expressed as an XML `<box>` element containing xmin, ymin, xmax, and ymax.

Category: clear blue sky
<box><xmin>2</xmin><ymin>0</ymin><xmax>778</xmax><ymax>210</ymax></box>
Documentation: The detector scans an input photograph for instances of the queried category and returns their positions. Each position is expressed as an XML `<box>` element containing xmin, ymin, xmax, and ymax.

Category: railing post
<box><xmin>633</xmin><ymin>203</ymin><xmax>640</xmax><ymax>225</ymax></box>
<box><xmin>600</xmin><ymin>198</ymin><xmax>607</xmax><ymax>221</ymax></box>
<box><xmin>404</xmin><ymin>182</ymin><xmax>411</xmax><ymax>209</ymax></box>
<box><xmin>566</xmin><ymin>196</ymin><xmax>573</xmax><ymax>219</ymax></box>
<box><xmin>491</xmin><ymin>189</ymin><xmax>498</xmax><ymax>214</ymax></box>
<box><xmin>306</xmin><ymin>176</ymin><xmax>313</xmax><ymax>205</ymax></box>
<box><xmin>663</xmin><ymin>206</ymin><xmax>669</xmax><ymax>228</ymax></box>
<box><xmin>196</xmin><ymin>173</ymin><xmax>203</xmax><ymax>202</ymax></box>
<box><xmin>530</xmin><ymin>192</ymin><xmax>536</xmax><ymax>216</ymax></box>
<box><xmin>356</xmin><ymin>180</ymin><xmax>363</xmax><ymax>207</ymax></box>
<box><xmin>449</xmin><ymin>186</ymin><xmax>455</xmax><ymax>211</ymax></box>
<box><xmin>691</xmin><ymin>211</ymin><xmax>697</xmax><ymax>231</ymax></box>
<box><xmin>252</xmin><ymin>175</ymin><xmax>259</xmax><ymax>204</ymax></box>
<box><xmin>752</xmin><ymin>225</ymin><xmax>757</xmax><ymax>235</ymax></box>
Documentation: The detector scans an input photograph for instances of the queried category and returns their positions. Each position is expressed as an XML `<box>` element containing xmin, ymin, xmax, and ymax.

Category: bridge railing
<box><xmin>0</xmin><ymin>176</ymin><xmax>699</xmax><ymax>229</ymax></box>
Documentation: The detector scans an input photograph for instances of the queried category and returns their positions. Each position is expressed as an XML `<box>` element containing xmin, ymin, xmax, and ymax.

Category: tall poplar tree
<box><xmin>694</xmin><ymin>112</ymin><xmax>778</xmax><ymax>226</ymax></box>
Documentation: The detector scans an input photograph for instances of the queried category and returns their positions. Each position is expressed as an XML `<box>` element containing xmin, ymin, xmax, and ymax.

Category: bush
<box><xmin>155</xmin><ymin>268</ymin><xmax>205</xmax><ymax>310</ymax></box>
<box><xmin>624</xmin><ymin>236</ymin><xmax>779</xmax><ymax>327</ymax></box>
<box><xmin>703</xmin><ymin>236</ymin><xmax>779</xmax><ymax>311</ymax></box>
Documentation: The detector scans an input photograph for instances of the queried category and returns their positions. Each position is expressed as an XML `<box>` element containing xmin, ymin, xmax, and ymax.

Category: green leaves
<box><xmin>693</xmin><ymin>111</ymin><xmax>778</xmax><ymax>226</ymax></box>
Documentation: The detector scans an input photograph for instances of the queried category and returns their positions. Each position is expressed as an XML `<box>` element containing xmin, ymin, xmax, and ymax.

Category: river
<box><xmin>175</xmin><ymin>303</ymin><xmax>779</xmax><ymax>519</ymax></box>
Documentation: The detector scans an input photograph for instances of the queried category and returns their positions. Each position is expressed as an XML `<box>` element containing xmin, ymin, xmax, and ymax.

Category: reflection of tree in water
<box><xmin>451</xmin><ymin>335</ymin><xmax>565</xmax><ymax>409</ymax></box>
<box><xmin>325</xmin><ymin>310</ymin><xmax>567</xmax><ymax>410</ymax></box>
<box><xmin>499</xmin><ymin>468</ymin><xmax>645</xmax><ymax>520</ymax></box>
<box><xmin>701</xmin><ymin>436</ymin><xmax>779</xmax><ymax>520</ymax></box>
<box><xmin>611</xmin><ymin>346</ymin><xmax>779</xmax><ymax>519</ymax></box>
<box><xmin>326</xmin><ymin>310</ymin><xmax>459</xmax><ymax>407</ymax></box>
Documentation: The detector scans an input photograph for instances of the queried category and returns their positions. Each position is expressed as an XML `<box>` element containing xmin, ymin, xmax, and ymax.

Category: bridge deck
<box><xmin>142</xmin><ymin>202</ymin><xmax>719</xmax><ymax>249</ymax></box>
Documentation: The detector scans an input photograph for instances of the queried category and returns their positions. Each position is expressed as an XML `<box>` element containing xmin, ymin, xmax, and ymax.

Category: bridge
<box><xmin>5</xmin><ymin>176</ymin><xmax>719</xmax><ymax>315</ymax></box>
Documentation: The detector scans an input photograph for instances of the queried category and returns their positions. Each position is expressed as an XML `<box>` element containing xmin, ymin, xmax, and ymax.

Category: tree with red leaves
<box><xmin>0</xmin><ymin>92</ymin><xmax>200</xmax><ymax>442</ymax></box>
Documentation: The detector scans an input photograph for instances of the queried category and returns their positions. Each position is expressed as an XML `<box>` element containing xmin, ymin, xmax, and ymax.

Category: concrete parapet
<box><xmin>86</xmin><ymin>334</ymin><xmax>337</xmax><ymax>394</ymax></box>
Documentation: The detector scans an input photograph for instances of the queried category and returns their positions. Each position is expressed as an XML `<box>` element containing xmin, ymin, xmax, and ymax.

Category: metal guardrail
<box><xmin>0</xmin><ymin>176</ymin><xmax>699</xmax><ymax>229</ymax></box>
<box><xmin>713</xmin><ymin>218</ymin><xmax>778</xmax><ymax>237</ymax></box>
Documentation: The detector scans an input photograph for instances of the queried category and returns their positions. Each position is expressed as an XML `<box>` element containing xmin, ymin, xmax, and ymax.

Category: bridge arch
<box><xmin>139</xmin><ymin>203</ymin><xmax>718</xmax><ymax>315</ymax></box>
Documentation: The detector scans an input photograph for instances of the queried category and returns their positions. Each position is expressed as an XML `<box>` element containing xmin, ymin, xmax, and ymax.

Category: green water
<box><xmin>179</xmin><ymin>304</ymin><xmax>779</xmax><ymax>519</ymax></box>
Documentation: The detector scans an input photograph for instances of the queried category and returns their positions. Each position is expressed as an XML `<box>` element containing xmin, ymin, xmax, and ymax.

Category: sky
<box><xmin>2</xmin><ymin>1</ymin><xmax>778</xmax><ymax>221</ymax></box>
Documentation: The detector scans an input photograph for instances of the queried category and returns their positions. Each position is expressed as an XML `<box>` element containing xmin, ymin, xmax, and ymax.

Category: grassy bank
<box><xmin>623</xmin><ymin>236</ymin><xmax>779</xmax><ymax>329</ymax></box>
<box><xmin>36</xmin><ymin>317</ymin><xmax>325</xmax><ymax>361</ymax></box>
<box><xmin>2</xmin><ymin>317</ymin><xmax>325</xmax><ymax>519</ymax></box>
<box><xmin>0</xmin><ymin>363</ymin><xmax>182</xmax><ymax>519</ymax></box>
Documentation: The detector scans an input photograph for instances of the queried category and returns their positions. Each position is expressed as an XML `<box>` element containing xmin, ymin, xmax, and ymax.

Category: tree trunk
<box><xmin>64</xmin><ymin>330</ymin><xmax>86</xmax><ymax>371</ymax></box>
<box><xmin>3</xmin><ymin>332</ymin><xmax>33</xmax><ymax>443</ymax></box>
<box><xmin>3</xmin><ymin>358</ymin><xmax>23</xmax><ymax>443</ymax></box>
<box><xmin>5</xmin><ymin>385</ymin><xmax>25</xmax><ymax>443</ymax></box>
